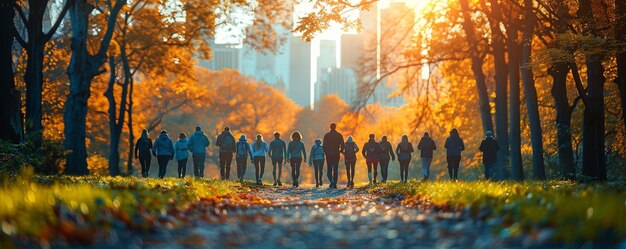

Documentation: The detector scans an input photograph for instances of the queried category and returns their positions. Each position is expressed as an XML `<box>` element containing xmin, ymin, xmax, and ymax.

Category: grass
<box><xmin>0</xmin><ymin>169</ymin><xmax>252</xmax><ymax>247</ymax></box>
<box><xmin>370</xmin><ymin>180</ymin><xmax>626</xmax><ymax>243</ymax></box>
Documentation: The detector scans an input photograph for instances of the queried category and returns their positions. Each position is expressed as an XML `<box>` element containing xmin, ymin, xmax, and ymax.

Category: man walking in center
<box><xmin>188</xmin><ymin>127</ymin><xmax>210</xmax><ymax>178</ymax></box>
<box><xmin>216</xmin><ymin>126</ymin><xmax>236</xmax><ymax>180</ymax></box>
<box><xmin>323</xmin><ymin>123</ymin><xmax>345</xmax><ymax>189</ymax></box>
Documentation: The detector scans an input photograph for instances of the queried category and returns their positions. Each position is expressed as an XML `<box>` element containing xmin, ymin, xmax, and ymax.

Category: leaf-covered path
<box><xmin>120</xmin><ymin>185</ymin><xmax>546</xmax><ymax>249</ymax></box>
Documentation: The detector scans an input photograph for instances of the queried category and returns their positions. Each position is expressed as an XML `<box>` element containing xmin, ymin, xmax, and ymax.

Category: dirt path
<box><xmin>114</xmin><ymin>184</ymin><xmax>545</xmax><ymax>249</ymax></box>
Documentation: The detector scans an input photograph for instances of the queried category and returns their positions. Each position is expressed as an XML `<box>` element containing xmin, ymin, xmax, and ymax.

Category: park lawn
<box><xmin>0</xmin><ymin>169</ymin><xmax>263</xmax><ymax>247</ymax></box>
<box><xmin>370</xmin><ymin>180</ymin><xmax>626</xmax><ymax>243</ymax></box>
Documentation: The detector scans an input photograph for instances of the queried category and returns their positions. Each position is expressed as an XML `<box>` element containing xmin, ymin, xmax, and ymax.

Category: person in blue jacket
<box><xmin>174</xmin><ymin>133</ymin><xmax>190</xmax><ymax>178</ymax></box>
<box><xmin>287</xmin><ymin>131</ymin><xmax>307</xmax><ymax>187</ymax></box>
<box><xmin>153</xmin><ymin>130</ymin><xmax>174</xmax><ymax>178</ymax></box>
<box><xmin>308</xmin><ymin>139</ymin><xmax>325</xmax><ymax>188</ymax></box>
<box><xmin>444</xmin><ymin>128</ymin><xmax>465</xmax><ymax>180</ymax></box>
<box><xmin>251</xmin><ymin>134</ymin><xmax>269</xmax><ymax>185</ymax></box>
<box><xmin>187</xmin><ymin>127</ymin><xmax>210</xmax><ymax>178</ymax></box>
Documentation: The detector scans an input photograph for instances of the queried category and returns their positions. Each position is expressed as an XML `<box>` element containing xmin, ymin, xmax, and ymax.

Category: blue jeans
<box><xmin>421</xmin><ymin>157</ymin><xmax>432</xmax><ymax>178</ymax></box>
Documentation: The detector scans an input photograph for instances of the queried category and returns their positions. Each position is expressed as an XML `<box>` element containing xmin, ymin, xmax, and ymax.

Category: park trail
<box><xmin>104</xmin><ymin>185</ymin><xmax>555</xmax><ymax>249</ymax></box>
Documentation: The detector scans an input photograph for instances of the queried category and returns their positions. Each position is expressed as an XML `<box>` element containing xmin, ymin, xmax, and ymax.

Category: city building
<box><xmin>288</xmin><ymin>36</ymin><xmax>312</xmax><ymax>108</ymax></box>
<box><xmin>198</xmin><ymin>43</ymin><xmax>240</xmax><ymax>71</ymax></box>
<box><xmin>317</xmin><ymin>67</ymin><xmax>358</xmax><ymax>105</ymax></box>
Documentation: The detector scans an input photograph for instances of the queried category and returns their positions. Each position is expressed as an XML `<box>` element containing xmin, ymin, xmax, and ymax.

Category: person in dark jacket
<box><xmin>479</xmin><ymin>131</ymin><xmax>500</xmax><ymax>180</ymax></box>
<box><xmin>444</xmin><ymin>128</ymin><xmax>465</xmax><ymax>180</ymax></box>
<box><xmin>417</xmin><ymin>132</ymin><xmax>436</xmax><ymax>180</ymax></box>
<box><xmin>287</xmin><ymin>131</ymin><xmax>306</xmax><ymax>187</ymax></box>
<box><xmin>235</xmin><ymin>135</ymin><xmax>253</xmax><ymax>182</ymax></box>
<box><xmin>395</xmin><ymin>135</ymin><xmax>414</xmax><ymax>183</ymax></box>
<box><xmin>188</xmin><ymin>127</ymin><xmax>211</xmax><ymax>178</ymax></box>
<box><xmin>268</xmin><ymin>132</ymin><xmax>287</xmax><ymax>186</ymax></box>
<box><xmin>362</xmin><ymin>133</ymin><xmax>383</xmax><ymax>184</ymax></box>
<box><xmin>152</xmin><ymin>130</ymin><xmax>174</xmax><ymax>178</ymax></box>
<box><xmin>379</xmin><ymin>136</ymin><xmax>395</xmax><ymax>183</ymax></box>
<box><xmin>343</xmin><ymin>136</ymin><xmax>359</xmax><ymax>188</ymax></box>
<box><xmin>251</xmin><ymin>134</ymin><xmax>269</xmax><ymax>185</ymax></box>
<box><xmin>215</xmin><ymin>127</ymin><xmax>235</xmax><ymax>180</ymax></box>
<box><xmin>174</xmin><ymin>133</ymin><xmax>190</xmax><ymax>178</ymax></box>
<box><xmin>323</xmin><ymin>123</ymin><xmax>344</xmax><ymax>189</ymax></box>
<box><xmin>135</xmin><ymin>129</ymin><xmax>153</xmax><ymax>178</ymax></box>
<box><xmin>308</xmin><ymin>139</ymin><xmax>325</xmax><ymax>188</ymax></box>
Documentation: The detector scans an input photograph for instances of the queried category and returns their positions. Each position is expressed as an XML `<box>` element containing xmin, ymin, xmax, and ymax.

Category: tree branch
<box><xmin>44</xmin><ymin>0</ymin><xmax>75</xmax><ymax>42</ymax></box>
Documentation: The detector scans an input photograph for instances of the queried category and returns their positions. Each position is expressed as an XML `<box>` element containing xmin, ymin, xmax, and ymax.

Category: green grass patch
<box><xmin>0</xmin><ymin>169</ymin><xmax>250</xmax><ymax>246</ymax></box>
<box><xmin>370</xmin><ymin>180</ymin><xmax>626</xmax><ymax>243</ymax></box>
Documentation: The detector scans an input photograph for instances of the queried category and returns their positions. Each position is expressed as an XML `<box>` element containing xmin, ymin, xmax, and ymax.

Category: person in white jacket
<box><xmin>251</xmin><ymin>134</ymin><xmax>269</xmax><ymax>185</ymax></box>
<box><xmin>174</xmin><ymin>133</ymin><xmax>190</xmax><ymax>178</ymax></box>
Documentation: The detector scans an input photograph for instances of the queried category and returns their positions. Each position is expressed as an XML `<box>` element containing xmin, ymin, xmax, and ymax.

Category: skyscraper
<box><xmin>315</xmin><ymin>40</ymin><xmax>337</xmax><ymax>102</ymax></box>
<box><xmin>198</xmin><ymin>43</ymin><xmax>240</xmax><ymax>71</ymax></box>
<box><xmin>317</xmin><ymin>67</ymin><xmax>358</xmax><ymax>105</ymax></box>
<box><xmin>288</xmin><ymin>37</ymin><xmax>312</xmax><ymax>108</ymax></box>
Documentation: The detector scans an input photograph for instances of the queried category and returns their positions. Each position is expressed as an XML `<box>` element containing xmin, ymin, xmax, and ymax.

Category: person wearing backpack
<box><xmin>444</xmin><ymin>128</ymin><xmax>465</xmax><ymax>180</ymax></box>
<box><xmin>308</xmin><ymin>138</ymin><xmax>325</xmax><ymax>188</ymax></box>
<box><xmin>396</xmin><ymin>135</ymin><xmax>414</xmax><ymax>183</ymax></box>
<box><xmin>235</xmin><ymin>134</ymin><xmax>253</xmax><ymax>182</ymax></box>
<box><xmin>251</xmin><ymin>134</ymin><xmax>269</xmax><ymax>185</ymax></box>
<box><xmin>379</xmin><ymin>135</ymin><xmax>396</xmax><ymax>183</ymax></box>
<box><xmin>174</xmin><ymin>132</ymin><xmax>190</xmax><ymax>178</ymax></box>
<box><xmin>153</xmin><ymin>130</ymin><xmax>174</xmax><ymax>179</ymax></box>
<box><xmin>135</xmin><ymin>129</ymin><xmax>153</xmax><ymax>178</ymax></box>
<box><xmin>188</xmin><ymin>127</ymin><xmax>211</xmax><ymax>178</ymax></box>
<box><xmin>215</xmin><ymin>127</ymin><xmax>236</xmax><ymax>180</ymax></box>
<box><xmin>287</xmin><ymin>131</ymin><xmax>307</xmax><ymax>187</ymax></box>
<box><xmin>268</xmin><ymin>132</ymin><xmax>287</xmax><ymax>186</ymax></box>
<box><xmin>417</xmin><ymin>132</ymin><xmax>436</xmax><ymax>180</ymax></box>
<box><xmin>362</xmin><ymin>133</ymin><xmax>383</xmax><ymax>184</ymax></box>
<box><xmin>343</xmin><ymin>136</ymin><xmax>359</xmax><ymax>188</ymax></box>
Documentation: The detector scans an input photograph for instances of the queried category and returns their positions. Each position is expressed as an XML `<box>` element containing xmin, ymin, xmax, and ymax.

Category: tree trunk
<box><xmin>578</xmin><ymin>0</ymin><xmax>606</xmax><ymax>181</ymax></box>
<box><xmin>127</xmin><ymin>76</ymin><xmax>135</xmax><ymax>176</ymax></box>
<box><xmin>64</xmin><ymin>0</ymin><xmax>125</xmax><ymax>175</ymax></box>
<box><xmin>105</xmin><ymin>56</ymin><xmax>121</xmax><ymax>176</ymax></box>
<box><xmin>24</xmin><ymin>0</ymin><xmax>48</xmax><ymax>146</ymax></box>
<box><xmin>460</xmin><ymin>0</ymin><xmax>494</xmax><ymax>134</ymax></box>
<box><xmin>486</xmin><ymin>0</ymin><xmax>509</xmax><ymax>180</ymax></box>
<box><xmin>0</xmin><ymin>0</ymin><xmax>23</xmax><ymax>143</ymax></box>
<box><xmin>549</xmin><ymin>62</ymin><xmax>575</xmax><ymax>180</ymax></box>
<box><xmin>521</xmin><ymin>0</ymin><xmax>545</xmax><ymax>180</ymax></box>
<box><xmin>616</xmin><ymin>0</ymin><xmax>626</xmax><ymax>135</ymax></box>
<box><xmin>507</xmin><ymin>24</ymin><xmax>523</xmax><ymax>181</ymax></box>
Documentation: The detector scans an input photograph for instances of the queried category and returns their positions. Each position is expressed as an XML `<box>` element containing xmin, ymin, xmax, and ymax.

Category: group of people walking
<box><xmin>134</xmin><ymin>123</ymin><xmax>501</xmax><ymax>184</ymax></box>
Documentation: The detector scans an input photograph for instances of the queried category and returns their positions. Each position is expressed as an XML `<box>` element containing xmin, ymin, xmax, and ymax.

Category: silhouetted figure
<box><xmin>188</xmin><ymin>127</ymin><xmax>210</xmax><ymax>178</ymax></box>
<box><xmin>444</xmin><ymin>128</ymin><xmax>465</xmax><ymax>180</ymax></box>
<box><xmin>175</xmin><ymin>133</ymin><xmax>190</xmax><ymax>178</ymax></box>
<box><xmin>135</xmin><ymin>129</ymin><xmax>153</xmax><ymax>178</ymax></box>
<box><xmin>323</xmin><ymin>123</ymin><xmax>345</xmax><ymax>189</ymax></box>
<box><xmin>216</xmin><ymin>127</ymin><xmax>236</xmax><ymax>179</ymax></box>
<box><xmin>269</xmin><ymin>132</ymin><xmax>287</xmax><ymax>186</ymax></box>
<box><xmin>479</xmin><ymin>131</ymin><xmax>500</xmax><ymax>180</ymax></box>
<box><xmin>396</xmin><ymin>135</ymin><xmax>414</xmax><ymax>183</ymax></box>
<box><xmin>363</xmin><ymin>133</ymin><xmax>383</xmax><ymax>184</ymax></box>
<box><xmin>252</xmin><ymin>134</ymin><xmax>269</xmax><ymax>185</ymax></box>
<box><xmin>235</xmin><ymin>135</ymin><xmax>253</xmax><ymax>182</ymax></box>
<box><xmin>287</xmin><ymin>131</ymin><xmax>307</xmax><ymax>187</ymax></box>
<box><xmin>153</xmin><ymin>130</ymin><xmax>174</xmax><ymax>178</ymax></box>
<box><xmin>417</xmin><ymin>132</ymin><xmax>436</xmax><ymax>180</ymax></box>
<box><xmin>344</xmin><ymin>136</ymin><xmax>359</xmax><ymax>188</ymax></box>
<box><xmin>309</xmin><ymin>138</ymin><xmax>325</xmax><ymax>188</ymax></box>
<box><xmin>379</xmin><ymin>136</ymin><xmax>395</xmax><ymax>183</ymax></box>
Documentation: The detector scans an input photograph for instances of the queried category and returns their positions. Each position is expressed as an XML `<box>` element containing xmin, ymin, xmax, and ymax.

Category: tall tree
<box><xmin>13</xmin><ymin>0</ymin><xmax>72</xmax><ymax>146</ymax></box>
<box><xmin>577</xmin><ymin>0</ymin><xmax>606</xmax><ymax>181</ymax></box>
<box><xmin>64</xmin><ymin>0</ymin><xmax>125</xmax><ymax>175</ymax></box>
<box><xmin>0</xmin><ymin>0</ymin><xmax>23</xmax><ymax>143</ymax></box>
<box><xmin>459</xmin><ymin>0</ymin><xmax>494</xmax><ymax>135</ymax></box>
<box><xmin>482</xmin><ymin>0</ymin><xmax>509</xmax><ymax>179</ymax></box>
<box><xmin>520</xmin><ymin>0</ymin><xmax>545</xmax><ymax>179</ymax></box>
<box><xmin>506</xmin><ymin>19</ymin><xmax>524</xmax><ymax>180</ymax></box>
